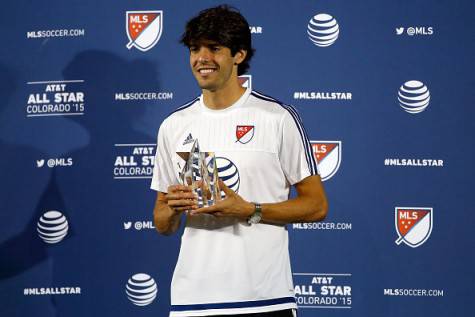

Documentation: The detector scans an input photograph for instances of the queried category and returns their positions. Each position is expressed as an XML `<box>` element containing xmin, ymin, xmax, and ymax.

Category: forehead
<box><xmin>189</xmin><ymin>39</ymin><xmax>226</xmax><ymax>48</ymax></box>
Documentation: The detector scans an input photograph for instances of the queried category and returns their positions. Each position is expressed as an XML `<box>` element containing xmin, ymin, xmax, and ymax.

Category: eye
<box><xmin>189</xmin><ymin>46</ymin><xmax>198</xmax><ymax>53</ymax></box>
<box><xmin>211</xmin><ymin>46</ymin><xmax>221</xmax><ymax>52</ymax></box>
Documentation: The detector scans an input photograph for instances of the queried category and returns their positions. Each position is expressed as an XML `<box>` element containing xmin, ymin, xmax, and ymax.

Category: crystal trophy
<box><xmin>178</xmin><ymin>139</ymin><xmax>220</xmax><ymax>207</ymax></box>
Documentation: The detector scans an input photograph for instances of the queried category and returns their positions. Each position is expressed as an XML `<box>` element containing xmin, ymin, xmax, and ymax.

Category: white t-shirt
<box><xmin>151</xmin><ymin>88</ymin><xmax>318</xmax><ymax>317</ymax></box>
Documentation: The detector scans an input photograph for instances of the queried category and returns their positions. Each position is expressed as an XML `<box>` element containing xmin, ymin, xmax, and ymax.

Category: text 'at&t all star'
<box><xmin>26</xmin><ymin>80</ymin><xmax>85</xmax><ymax>117</ymax></box>
<box><xmin>114</xmin><ymin>144</ymin><xmax>156</xmax><ymax>179</ymax></box>
<box><xmin>293</xmin><ymin>273</ymin><xmax>352</xmax><ymax>309</ymax></box>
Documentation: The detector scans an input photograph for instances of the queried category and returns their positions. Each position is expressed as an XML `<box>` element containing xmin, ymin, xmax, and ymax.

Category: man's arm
<box><xmin>192</xmin><ymin>175</ymin><xmax>328</xmax><ymax>224</ymax></box>
<box><xmin>153</xmin><ymin>192</ymin><xmax>182</xmax><ymax>235</ymax></box>
<box><xmin>153</xmin><ymin>185</ymin><xmax>197</xmax><ymax>235</ymax></box>
<box><xmin>260</xmin><ymin>175</ymin><xmax>328</xmax><ymax>224</ymax></box>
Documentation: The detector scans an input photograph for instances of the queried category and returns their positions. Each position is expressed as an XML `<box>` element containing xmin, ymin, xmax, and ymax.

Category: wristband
<box><xmin>248</xmin><ymin>202</ymin><xmax>262</xmax><ymax>224</ymax></box>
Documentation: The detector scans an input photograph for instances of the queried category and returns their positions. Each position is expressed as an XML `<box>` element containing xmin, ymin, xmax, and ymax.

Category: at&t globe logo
<box><xmin>398</xmin><ymin>80</ymin><xmax>430</xmax><ymax>114</ymax></box>
<box><xmin>126</xmin><ymin>273</ymin><xmax>158</xmax><ymax>306</ymax></box>
<box><xmin>37</xmin><ymin>211</ymin><xmax>68</xmax><ymax>244</ymax></box>
<box><xmin>215</xmin><ymin>157</ymin><xmax>240</xmax><ymax>193</ymax></box>
<box><xmin>307</xmin><ymin>13</ymin><xmax>339</xmax><ymax>47</ymax></box>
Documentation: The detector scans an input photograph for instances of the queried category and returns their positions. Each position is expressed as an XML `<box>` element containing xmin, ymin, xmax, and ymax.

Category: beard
<box><xmin>193</xmin><ymin>68</ymin><xmax>234</xmax><ymax>92</ymax></box>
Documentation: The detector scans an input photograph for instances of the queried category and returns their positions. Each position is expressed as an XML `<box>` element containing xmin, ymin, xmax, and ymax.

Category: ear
<box><xmin>233</xmin><ymin>49</ymin><xmax>247</xmax><ymax>65</ymax></box>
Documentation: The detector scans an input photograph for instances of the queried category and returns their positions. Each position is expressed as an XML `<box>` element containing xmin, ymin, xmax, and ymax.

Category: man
<box><xmin>152</xmin><ymin>5</ymin><xmax>328</xmax><ymax>317</ymax></box>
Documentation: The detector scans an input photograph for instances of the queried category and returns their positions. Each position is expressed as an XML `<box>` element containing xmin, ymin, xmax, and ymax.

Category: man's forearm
<box><xmin>259</xmin><ymin>175</ymin><xmax>328</xmax><ymax>224</ymax></box>
<box><xmin>260</xmin><ymin>195</ymin><xmax>327</xmax><ymax>224</ymax></box>
<box><xmin>153</xmin><ymin>198</ymin><xmax>183</xmax><ymax>235</ymax></box>
<box><xmin>191</xmin><ymin>175</ymin><xmax>328</xmax><ymax>224</ymax></box>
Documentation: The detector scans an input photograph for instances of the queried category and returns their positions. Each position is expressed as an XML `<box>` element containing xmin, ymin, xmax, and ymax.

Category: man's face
<box><xmin>189</xmin><ymin>40</ymin><xmax>241</xmax><ymax>92</ymax></box>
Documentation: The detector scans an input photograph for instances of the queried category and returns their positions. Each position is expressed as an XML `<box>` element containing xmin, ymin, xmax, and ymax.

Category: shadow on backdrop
<box><xmin>0</xmin><ymin>51</ymin><xmax>164</xmax><ymax>316</ymax></box>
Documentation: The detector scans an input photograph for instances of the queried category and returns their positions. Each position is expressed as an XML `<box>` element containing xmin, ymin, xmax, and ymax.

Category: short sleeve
<box><xmin>278</xmin><ymin>107</ymin><xmax>319</xmax><ymax>185</ymax></box>
<box><xmin>150</xmin><ymin>121</ymin><xmax>176</xmax><ymax>192</ymax></box>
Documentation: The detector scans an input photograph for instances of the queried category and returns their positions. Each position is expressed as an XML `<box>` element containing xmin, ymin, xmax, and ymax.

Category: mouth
<box><xmin>196</xmin><ymin>66</ymin><xmax>217</xmax><ymax>75</ymax></box>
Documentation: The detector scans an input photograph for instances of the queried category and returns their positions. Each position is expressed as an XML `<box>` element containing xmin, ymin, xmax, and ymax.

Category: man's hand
<box><xmin>190</xmin><ymin>180</ymin><xmax>254</xmax><ymax>219</ymax></box>
<box><xmin>166</xmin><ymin>184</ymin><xmax>198</xmax><ymax>212</ymax></box>
<box><xmin>154</xmin><ymin>184</ymin><xmax>198</xmax><ymax>235</ymax></box>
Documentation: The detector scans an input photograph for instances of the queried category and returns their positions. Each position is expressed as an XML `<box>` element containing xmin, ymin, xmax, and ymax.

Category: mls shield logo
<box><xmin>238</xmin><ymin>75</ymin><xmax>252</xmax><ymax>89</ymax></box>
<box><xmin>236</xmin><ymin>125</ymin><xmax>254</xmax><ymax>144</ymax></box>
<box><xmin>311</xmin><ymin>141</ymin><xmax>341</xmax><ymax>181</ymax></box>
<box><xmin>395</xmin><ymin>207</ymin><xmax>433</xmax><ymax>248</ymax></box>
<box><xmin>126</xmin><ymin>11</ymin><xmax>163</xmax><ymax>51</ymax></box>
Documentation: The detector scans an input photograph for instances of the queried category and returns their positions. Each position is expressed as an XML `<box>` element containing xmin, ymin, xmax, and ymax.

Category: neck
<box><xmin>202</xmin><ymin>77</ymin><xmax>246</xmax><ymax>110</ymax></box>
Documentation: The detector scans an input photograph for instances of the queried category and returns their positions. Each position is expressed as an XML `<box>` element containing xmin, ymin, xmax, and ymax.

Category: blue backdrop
<box><xmin>1</xmin><ymin>0</ymin><xmax>474</xmax><ymax>316</ymax></box>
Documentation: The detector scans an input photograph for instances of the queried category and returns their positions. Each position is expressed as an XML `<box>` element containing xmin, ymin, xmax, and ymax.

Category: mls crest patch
<box><xmin>238</xmin><ymin>75</ymin><xmax>252</xmax><ymax>89</ymax></box>
<box><xmin>236</xmin><ymin>125</ymin><xmax>254</xmax><ymax>144</ymax></box>
<box><xmin>395</xmin><ymin>207</ymin><xmax>433</xmax><ymax>248</ymax></box>
<box><xmin>311</xmin><ymin>141</ymin><xmax>341</xmax><ymax>181</ymax></box>
<box><xmin>126</xmin><ymin>11</ymin><xmax>163</xmax><ymax>51</ymax></box>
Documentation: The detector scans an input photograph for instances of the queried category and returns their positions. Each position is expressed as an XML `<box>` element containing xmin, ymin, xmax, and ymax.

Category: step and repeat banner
<box><xmin>1</xmin><ymin>0</ymin><xmax>474</xmax><ymax>316</ymax></box>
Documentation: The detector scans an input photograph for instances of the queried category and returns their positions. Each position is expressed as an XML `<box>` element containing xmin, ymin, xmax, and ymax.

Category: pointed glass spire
<box><xmin>180</xmin><ymin>139</ymin><xmax>220</xmax><ymax>207</ymax></box>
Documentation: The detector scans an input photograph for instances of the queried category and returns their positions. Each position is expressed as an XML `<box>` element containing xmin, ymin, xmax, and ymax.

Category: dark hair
<box><xmin>180</xmin><ymin>5</ymin><xmax>255</xmax><ymax>75</ymax></box>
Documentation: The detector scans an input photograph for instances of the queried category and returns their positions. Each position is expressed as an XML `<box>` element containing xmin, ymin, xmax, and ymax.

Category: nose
<box><xmin>196</xmin><ymin>47</ymin><xmax>212</xmax><ymax>63</ymax></box>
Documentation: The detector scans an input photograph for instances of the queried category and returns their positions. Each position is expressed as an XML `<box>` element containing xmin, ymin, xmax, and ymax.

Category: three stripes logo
<box><xmin>182</xmin><ymin>133</ymin><xmax>194</xmax><ymax>145</ymax></box>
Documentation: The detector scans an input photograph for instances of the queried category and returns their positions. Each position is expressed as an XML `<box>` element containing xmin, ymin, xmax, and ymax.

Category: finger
<box><xmin>168</xmin><ymin>199</ymin><xmax>198</xmax><ymax>207</ymax></box>
<box><xmin>167</xmin><ymin>192</ymin><xmax>196</xmax><ymax>200</ymax></box>
<box><xmin>191</xmin><ymin>205</ymin><xmax>218</xmax><ymax>215</ymax></box>
<box><xmin>168</xmin><ymin>184</ymin><xmax>194</xmax><ymax>193</ymax></box>
<box><xmin>202</xmin><ymin>183</ymin><xmax>212</xmax><ymax>200</ymax></box>
<box><xmin>173</xmin><ymin>206</ymin><xmax>197</xmax><ymax>212</ymax></box>
<box><xmin>218</xmin><ymin>179</ymin><xmax>235</xmax><ymax>196</ymax></box>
